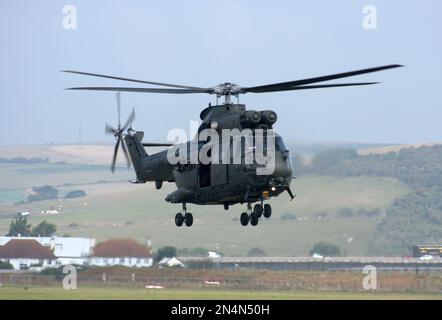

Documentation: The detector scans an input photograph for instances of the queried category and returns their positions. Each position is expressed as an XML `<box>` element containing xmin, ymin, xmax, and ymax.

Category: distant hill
<box><xmin>300</xmin><ymin>144</ymin><xmax>442</xmax><ymax>254</ymax></box>
<box><xmin>358</xmin><ymin>142</ymin><xmax>441</xmax><ymax>155</ymax></box>
<box><xmin>0</xmin><ymin>144</ymin><xmax>110</xmax><ymax>165</ymax></box>
<box><xmin>0</xmin><ymin>144</ymin><xmax>169</xmax><ymax>165</ymax></box>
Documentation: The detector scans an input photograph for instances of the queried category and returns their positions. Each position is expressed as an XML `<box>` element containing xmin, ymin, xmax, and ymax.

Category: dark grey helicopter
<box><xmin>64</xmin><ymin>64</ymin><xmax>402</xmax><ymax>227</ymax></box>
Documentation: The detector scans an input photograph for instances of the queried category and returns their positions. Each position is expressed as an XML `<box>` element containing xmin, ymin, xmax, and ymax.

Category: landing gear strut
<box><xmin>175</xmin><ymin>203</ymin><xmax>193</xmax><ymax>227</ymax></box>
<box><xmin>239</xmin><ymin>202</ymin><xmax>272</xmax><ymax>227</ymax></box>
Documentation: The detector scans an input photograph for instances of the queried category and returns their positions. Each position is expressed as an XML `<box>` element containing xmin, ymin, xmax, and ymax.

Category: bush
<box><xmin>309</xmin><ymin>242</ymin><xmax>342</xmax><ymax>257</ymax></box>
<box><xmin>247</xmin><ymin>247</ymin><xmax>267</xmax><ymax>257</ymax></box>
<box><xmin>65</xmin><ymin>190</ymin><xmax>86</xmax><ymax>199</ymax></box>
<box><xmin>337</xmin><ymin>208</ymin><xmax>354</xmax><ymax>218</ymax></box>
<box><xmin>28</xmin><ymin>185</ymin><xmax>58</xmax><ymax>202</ymax></box>
<box><xmin>0</xmin><ymin>261</ymin><xmax>13</xmax><ymax>270</ymax></box>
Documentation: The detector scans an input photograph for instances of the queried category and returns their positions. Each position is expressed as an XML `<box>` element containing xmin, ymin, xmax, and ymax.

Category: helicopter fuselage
<box><xmin>125</xmin><ymin>104</ymin><xmax>293</xmax><ymax>207</ymax></box>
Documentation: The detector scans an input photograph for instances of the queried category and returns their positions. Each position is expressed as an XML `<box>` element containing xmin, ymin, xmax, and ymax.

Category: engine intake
<box><xmin>260</xmin><ymin>110</ymin><xmax>277</xmax><ymax>126</ymax></box>
<box><xmin>240</xmin><ymin>110</ymin><xmax>261</xmax><ymax>128</ymax></box>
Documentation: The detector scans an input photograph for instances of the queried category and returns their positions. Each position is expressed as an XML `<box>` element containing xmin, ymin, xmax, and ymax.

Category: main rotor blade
<box><xmin>245</xmin><ymin>64</ymin><xmax>403</xmax><ymax>93</ymax></box>
<box><xmin>105</xmin><ymin>123</ymin><xmax>116</xmax><ymax>135</ymax></box>
<box><xmin>62</xmin><ymin>70</ymin><xmax>209</xmax><ymax>90</ymax></box>
<box><xmin>122</xmin><ymin>108</ymin><xmax>136</xmax><ymax>131</ymax></box>
<box><xmin>142</xmin><ymin>142</ymin><xmax>174</xmax><ymax>147</ymax></box>
<box><xmin>251</xmin><ymin>82</ymin><xmax>380</xmax><ymax>93</ymax></box>
<box><xmin>66</xmin><ymin>87</ymin><xmax>211</xmax><ymax>94</ymax></box>
<box><xmin>116</xmin><ymin>92</ymin><xmax>121</xmax><ymax>126</ymax></box>
<box><xmin>120</xmin><ymin>137</ymin><xmax>131</xmax><ymax>168</ymax></box>
<box><xmin>111</xmin><ymin>138</ymin><xmax>120</xmax><ymax>173</ymax></box>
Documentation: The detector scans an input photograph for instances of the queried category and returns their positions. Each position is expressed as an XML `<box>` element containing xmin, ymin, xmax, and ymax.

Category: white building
<box><xmin>0</xmin><ymin>239</ymin><xmax>56</xmax><ymax>270</ymax></box>
<box><xmin>89</xmin><ymin>238</ymin><xmax>153</xmax><ymax>268</ymax></box>
<box><xmin>158</xmin><ymin>257</ymin><xmax>185</xmax><ymax>268</ymax></box>
<box><xmin>0</xmin><ymin>237</ymin><xmax>153</xmax><ymax>269</ymax></box>
<box><xmin>0</xmin><ymin>236</ymin><xmax>95</xmax><ymax>266</ymax></box>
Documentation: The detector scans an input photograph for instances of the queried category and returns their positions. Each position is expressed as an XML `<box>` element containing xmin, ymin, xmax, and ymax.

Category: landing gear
<box><xmin>238</xmin><ymin>202</ymin><xmax>272</xmax><ymax>227</ymax></box>
<box><xmin>175</xmin><ymin>203</ymin><xmax>193</xmax><ymax>227</ymax></box>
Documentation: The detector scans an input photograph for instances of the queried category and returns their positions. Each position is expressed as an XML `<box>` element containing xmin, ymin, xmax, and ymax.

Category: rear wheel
<box><xmin>250</xmin><ymin>213</ymin><xmax>259</xmax><ymax>226</ymax></box>
<box><xmin>184</xmin><ymin>212</ymin><xmax>193</xmax><ymax>227</ymax></box>
<box><xmin>175</xmin><ymin>213</ymin><xmax>184</xmax><ymax>227</ymax></box>
<box><xmin>253</xmin><ymin>204</ymin><xmax>263</xmax><ymax>218</ymax></box>
<box><xmin>263</xmin><ymin>204</ymin><xmax>272</xmax><ymax>218</ymax></box>
<box><xmin>240</xmin><ymin>212</ymin><xmax>249</xmax><ymax>226</ymax></box>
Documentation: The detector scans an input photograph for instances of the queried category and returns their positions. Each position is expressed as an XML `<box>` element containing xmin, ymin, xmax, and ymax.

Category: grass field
<box><xmin>0</xmin><ymin>286</ymin><xmax>440</xmax><ymax>300</ymax></box>
<box><xmin>0</xmin><ymin>150</ymin><xmax>410</xmax><ymax>256</ymax></box>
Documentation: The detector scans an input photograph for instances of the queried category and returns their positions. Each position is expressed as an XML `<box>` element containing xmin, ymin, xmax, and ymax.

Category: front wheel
<box><xmin>184</xmin><ymin>212</ymin><xmax>193</xmax><ymax>227</ymax></box>
<box><xmin>175</xmin><ymin>212</ymin><xmax>184</xmax><ymax>227</ymax></box>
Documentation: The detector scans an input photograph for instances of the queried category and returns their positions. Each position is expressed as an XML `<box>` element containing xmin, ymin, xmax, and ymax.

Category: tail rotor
<box><xmin>105</xmin><ymin>92</ymin><xmax>136</xmax><ymax>173</ymax></box>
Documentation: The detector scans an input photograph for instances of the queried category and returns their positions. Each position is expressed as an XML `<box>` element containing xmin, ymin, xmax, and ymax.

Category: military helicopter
<box><xmin>64</xmin><ymin>64</ymin><xmax>402</xmax><ymax>227</ymax></box>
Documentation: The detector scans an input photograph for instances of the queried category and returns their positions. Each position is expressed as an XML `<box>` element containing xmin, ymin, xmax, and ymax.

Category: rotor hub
<box><xmin>213</xmin><ymin>83</ymin><xmax>243</xmax><ymax>97</ymax></box>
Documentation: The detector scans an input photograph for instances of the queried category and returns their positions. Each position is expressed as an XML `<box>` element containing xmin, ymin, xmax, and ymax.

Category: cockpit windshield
<box><xmin>275</xmin><ymin>135</ymin><xmax>287</xmax><ymax>152</ymax></box>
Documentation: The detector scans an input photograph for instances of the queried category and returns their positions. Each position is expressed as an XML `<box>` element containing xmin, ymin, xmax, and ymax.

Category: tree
<box><xmin>309</xmin><ymin>242</ymin><xmax>342</xmax><ymax>257</ymax></box>
<box><xmin>7</xmin><ymin>216</ymin><xmax>31</xmax><ymax>236</ymax></box>
<box><xmin>31</xmin><ymin>220</ymin><xmax>57</xmax><ymax>237</ymax></box>
<box><xmin>155</xmin><ymin>246</ymin><xmax>177</xmax><ymax>262</ymax></box>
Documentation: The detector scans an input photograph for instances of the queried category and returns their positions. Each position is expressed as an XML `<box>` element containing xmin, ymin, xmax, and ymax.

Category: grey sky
<box><xmin>0</xmin><ymin>0</ymin><xmax>441</xmax><ymax>146</ymax></box>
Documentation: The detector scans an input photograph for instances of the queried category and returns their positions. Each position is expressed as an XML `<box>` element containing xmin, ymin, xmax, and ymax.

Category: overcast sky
<box><xmin>0</xmin><ymin>0</ymin><xmax>441</xmax><ymax>146</ymax></box>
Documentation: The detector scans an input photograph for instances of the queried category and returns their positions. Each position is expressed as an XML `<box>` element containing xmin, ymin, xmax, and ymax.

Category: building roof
<box><xmin>0</xmin><ymin>236</ymin><xmax>95</xmax><ymax>258</ymax></box>
<box><xmin>0</xmin><ymin>239</ymin><xmax>56</xmax><ymax>259</ymax></box>
<box><xmin>93</xmin><ymin>238</ymin><xmax>152</xmax><ymax>258</ymax></box>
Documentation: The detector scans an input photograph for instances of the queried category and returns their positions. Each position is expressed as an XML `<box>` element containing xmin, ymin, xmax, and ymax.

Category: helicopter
<box><xmin>64</xmin><ymin>64</ymin><xmax>402</xmax><ymax>227</ymax></box>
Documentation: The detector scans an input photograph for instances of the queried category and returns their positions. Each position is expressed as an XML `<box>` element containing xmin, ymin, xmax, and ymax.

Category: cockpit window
<box><xmin>275</xmin><ymin>136</ymin><xmax>287</xmax><ymax>151</ymax></box>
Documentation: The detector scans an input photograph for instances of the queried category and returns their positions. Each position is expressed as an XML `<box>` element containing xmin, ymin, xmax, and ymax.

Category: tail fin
<box><xmin>125</xmin><ymin>131</ymin><xmax>148</xmax><ymax>182</ymax></box>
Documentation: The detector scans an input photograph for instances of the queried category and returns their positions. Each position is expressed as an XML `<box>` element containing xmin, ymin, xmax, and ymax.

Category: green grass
<box><xmin>0</xmin><ymin>161</ymin><xmax>410</xmax><ymax>256</ymax></box>
<box><xmin>0</xmin><ymin>286</ymin><xmax>440</xmax><ymax>300</ymax></box>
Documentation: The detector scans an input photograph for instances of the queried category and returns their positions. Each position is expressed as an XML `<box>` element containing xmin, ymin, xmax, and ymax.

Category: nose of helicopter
<box><xmin>270</xmin><ymin>150</ymin><xmax>293</xmax><ymax>183</ymax></box>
